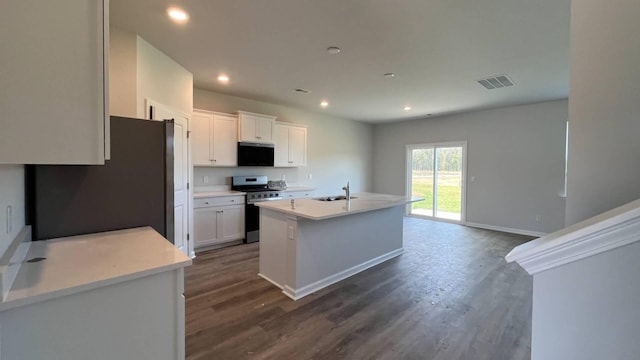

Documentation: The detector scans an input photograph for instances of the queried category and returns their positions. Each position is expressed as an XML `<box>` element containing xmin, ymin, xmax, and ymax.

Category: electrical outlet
<box><xmin>470</xmin><ymin>175</ymin><xmax>476</xmax><ymax>182</ymax></box>
<box><xmin>308</xmin><ymin>173</ymin><xmax>313</xmax><ymax>180</ymax></box>
<box><xmin>535</xmin><ymin>214</ymin><xmax>541</xmax><ymax>223</ymax></box>
<box><xmin>281</xmin><ymin>174</ymin><xmax>286</xmax><ymax>181</ymax></box>
<box><xmin>203</xmin><ymin>176</ymin><xmax>209</xmax><ymax>184</ymax></box>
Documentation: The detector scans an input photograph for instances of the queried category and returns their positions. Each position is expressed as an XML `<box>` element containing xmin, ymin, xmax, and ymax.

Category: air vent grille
<box><xmin>477</xmin><ymin>75</ymin><xmax>515</xmax><ymax>90</ymax></box>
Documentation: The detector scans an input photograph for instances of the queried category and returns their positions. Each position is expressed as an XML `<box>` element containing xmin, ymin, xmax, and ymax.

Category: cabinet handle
<box><xmin>231</xmin><ymin>200</ymin><xmax>235</xmax><ymax>202</ymax></box>
<box><xmin>204</xmin><ymin>202</ymin><xmax>209</xmax><ymax>205</ymax></box>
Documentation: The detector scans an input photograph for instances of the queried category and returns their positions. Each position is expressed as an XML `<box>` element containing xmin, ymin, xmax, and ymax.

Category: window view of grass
<box><xmin>410</xmin><ymin>147</ymin><xmax>462</xmax><ymax>219</ymax></box>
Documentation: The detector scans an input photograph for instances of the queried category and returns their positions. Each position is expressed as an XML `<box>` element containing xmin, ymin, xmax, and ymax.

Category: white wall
<box><xmin>109</xmin><ymin>27</ymin><xmax>137</xmax><ymax>118</ymax></box>
<box><xmin>373</xmin><ymin>100</ymin><xmax>568</xmax><ymax>234</ymax></box>
<box><xmin>565</xmin><ymin>0</ymin><xmax>640</xmax><ymax>225</ymax></box>
<box><xmin>532</xmin><ymin>240</ymin><xmax>640</xmax><ymax>360</ymax></box>
<box><xmin>110</xmin><ymin>29</ymin><xmax>193</xmax><ymax>118</ymax></box>
<box><xmin>193</xmin><ymin>88</ymin><xmax>374</xmax><ymax>196</ymax></box>
<box><xmin>0</xmin><ymin>165</ymin><xmax>25</xmax><ymax>256</ymax></box>
<box><xmin>136</xmin><ymin>37</ymin><xmax>193</xmax><ymax>117</ymax></box>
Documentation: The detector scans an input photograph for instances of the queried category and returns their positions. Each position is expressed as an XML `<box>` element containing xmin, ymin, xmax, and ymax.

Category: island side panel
<box><xmin>258</xmin><ymin>208</ymin><xmax>289</xmax><ymax>288</ymax></box>
<box><xmin>290</xmin><ymin>206</ymin><xmax>404</xmax><ymax>298</ymax></box>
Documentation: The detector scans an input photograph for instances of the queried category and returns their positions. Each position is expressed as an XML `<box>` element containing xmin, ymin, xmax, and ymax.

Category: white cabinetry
<box><xmin>194</xmin><ymin>196</ymin><xmax>245</xmax><ymax>248</ymax></box>
<box><xmin>274</xmin><ymin>123</ymin><xmax>307</xmax><ymax>167</ymax></box>
<box><xmin>238</xmin><ymin>111</ymin><xmax>276</xmax><ymax>144</ymax></box>
<box><xmin>0</xmin><ymin>0</ymin><xmax>109</xmax><ymax>164</ymax></box>
<box><xmin>192</xmin><ymin>109</ymin><xmax>238</xmax><ymax>167</ymax></box>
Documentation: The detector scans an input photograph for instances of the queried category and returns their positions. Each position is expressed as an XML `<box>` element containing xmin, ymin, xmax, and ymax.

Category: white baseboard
<box><xmin>282</xmin><ymin>248</ymin><xmax>404</xmax><ymax>300</ymax></box>
<box><xmin>257</xmin><ymin>273</ymin><xmax>283</xmax><ymax>290</ymax></box>
<box><xmin>465</xmin><ymin>222</ymin><xmax>546</xmax><ymax>237</ymax></box>
<box><xmin>0</xmin><ymin>226</ymin><xmax>32</xmax><ymax>300</ymax></box>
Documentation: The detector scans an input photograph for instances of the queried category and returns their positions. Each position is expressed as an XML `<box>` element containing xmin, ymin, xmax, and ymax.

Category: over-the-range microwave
<box><xmin>237</xmin><ymin>142</ymin><xmax>274</xmax><ymax>167</ymax></box>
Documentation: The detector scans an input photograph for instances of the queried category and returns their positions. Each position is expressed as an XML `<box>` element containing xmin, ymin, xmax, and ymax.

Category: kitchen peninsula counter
<box><xmin>0</xmin><ymin>227</ymin><xmax>191</xmax><ymax>360</ymax></box>
<box><xmin>256</xmin><ymin>192</ymin><xmax>420</xmax><ymax>300</ymax></box>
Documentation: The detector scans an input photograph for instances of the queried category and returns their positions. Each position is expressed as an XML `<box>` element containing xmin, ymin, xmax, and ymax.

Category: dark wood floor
<box><xmin>184</xmin><ymin>217</ymin><xmax>533</xmax><ymax>360</ymax></box>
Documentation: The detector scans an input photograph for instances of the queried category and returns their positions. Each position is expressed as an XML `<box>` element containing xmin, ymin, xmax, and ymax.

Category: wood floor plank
<box><xmin>184</xmin><ymin>217</ymin><xmax>533</xmax><ymax>360</ymax></box>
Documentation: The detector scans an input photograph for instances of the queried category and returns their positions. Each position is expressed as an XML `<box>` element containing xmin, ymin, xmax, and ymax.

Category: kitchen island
<box><xmin>256</xmin><ymin>192</ymin><xmax>420</xmax><ymax>300</ymax></box>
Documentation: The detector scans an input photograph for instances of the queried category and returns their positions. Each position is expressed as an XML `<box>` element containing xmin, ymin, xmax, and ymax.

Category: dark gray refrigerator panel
<box><xmin>31</xmin><ymin>116</ymin><xmax>174</xmax><ymax>242</ymax></box>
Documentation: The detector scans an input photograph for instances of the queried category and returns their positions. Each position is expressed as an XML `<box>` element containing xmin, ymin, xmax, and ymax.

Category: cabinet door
<box><xmin>289</xmin><ymin>127</ymin><xmax>307</xmax><ymax>166</ymax></box>
<box><xmin>212</xmin><ymin>114</ymin><xmax>238</xmax><ymax>166</ymax></box>
<box><xmin>194</xmin><ymin>207</ymin><xmax>219</xmax><ymax>248</ymax></box>
<box><xmin>0</xmin><ymin>0</ymin><xmax>108</xmax><ymax>164</ymax></box>
<box><xmin>219</xmin><ymin>205</ymin><xmax>245</xmax><ymax>241</ymax></box>
<box><xmin>256</xmin><ymin>117</ymin><xmax>274</xmax><ymax>143</ymax></box>
<box><xmin>238</xmin><ymin>114</ymin><xmax>257</xmax><ymax>142</ymax></box>
<box><xmin>273</xmin><ymin>124</ymin><xmax>290</xmax><ymax>167</ymax></box>
<box><xmin>192</xmin><ymin>111</ymin><xmax>213</xmax><ymax>166</ymax></box>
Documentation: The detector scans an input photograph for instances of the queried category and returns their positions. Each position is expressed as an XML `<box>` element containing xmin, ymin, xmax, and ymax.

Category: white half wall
<box><xmin>565</xmin><ymin>0</ymin><xmax>640</xmax><ymax>225</ymax></box>
<box><xmin>193</xmin><ymin>88</ymin><xmax>374</xmax><ymax>196</ymax></box>
<box><xmin>0</xmin><ymin>165</ymin><xmax>25</xmax><ymax>257</ymax></box>
<box><xmin>373</xmin><ymin>100</ymin><xmax>568</xmax><ymax>234</ymax></box>
<box><xmin>532</xmin><ymin>240</ymin><xmax>640</xmax><ymax>360</ymax></box>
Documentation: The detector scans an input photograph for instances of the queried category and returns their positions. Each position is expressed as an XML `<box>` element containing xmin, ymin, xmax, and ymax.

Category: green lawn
<box><xmin>411</xmin><ymin>174</ymin><xmax>461</xmax><ymax>213</ymax></box>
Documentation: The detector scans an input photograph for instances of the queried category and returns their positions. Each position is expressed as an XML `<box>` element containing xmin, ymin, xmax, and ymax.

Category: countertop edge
<box><xmin>256</xmin><ymin>193</ymin><xmax>421</xmax><ymax>221</ymax></box>
<box><xmin>0</xmin><ymin>227</ymin><xmax>192</xmax><ymax>312</ymax></box>
<box><xmin>0</xmin><ymin>259</ymin><xmax>191</xmax><ymax>312</ymax></box>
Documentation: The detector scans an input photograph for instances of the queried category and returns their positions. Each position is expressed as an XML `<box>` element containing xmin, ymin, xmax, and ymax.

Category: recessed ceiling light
<box><xmin>167</xmin><ymin>7</ymin><xmax>189</xmax><ymax>23</ymax></box>
<box><xmin>217</xmin><ymin>74</ymin><xmax>230</xmax><ymax>83</ymax></box>
<box><xmin>383</xmin><ymin>73</ymin><xmax>395</xmax><ymax>78</ymax></box>
<box><xmin>320</xmin><ymin>100</ymin><xmax>329</xmax><ymax>108</ymax></box>
<box><xmin>326</xmin><ymin>46</ymin><xmax>341</xmax><ymax>55</ymax></box>
<box><xmin>404</xmin><ymin>106</ymin><xmax>412</xmax><ymax>111</ymax></box>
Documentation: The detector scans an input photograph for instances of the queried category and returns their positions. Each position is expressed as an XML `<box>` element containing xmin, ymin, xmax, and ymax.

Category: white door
<box><xmin>147</xmin><ymin>100</ymin><xmax>191</xmax><ymax>256</ymax></box>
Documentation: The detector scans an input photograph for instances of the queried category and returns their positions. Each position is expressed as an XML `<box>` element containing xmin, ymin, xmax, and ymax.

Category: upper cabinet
<box><xmin>192</xmin><ymin>109</ymin><xmax>238</xmax><ymax>167</ymax></box>
<box><xmin>274</xmin><ymin>123</ymin><xmax>307</xmax><ymax>167</ymax></box>
<box><xmin>0</xmin><ymin>0</ymin><xmax>109</xmax><ymax>164</ymax></box>
<box><xmin>238</xmin><ymin>111</ymin><xmax>276</xmax><ymax>144</ymax></box>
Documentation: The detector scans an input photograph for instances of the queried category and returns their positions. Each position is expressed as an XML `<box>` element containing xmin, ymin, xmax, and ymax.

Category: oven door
<box><xmin>245</xmin><ymin>203</ymin><xmax>260</xmax><ymax>243</ymax></box>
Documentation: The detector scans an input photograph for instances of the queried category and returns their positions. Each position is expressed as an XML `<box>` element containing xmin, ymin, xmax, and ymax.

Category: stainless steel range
<box><xmin>231</xmin><ymin>175</ymin><xmax>283</xmax><ymax>243</ymax></box>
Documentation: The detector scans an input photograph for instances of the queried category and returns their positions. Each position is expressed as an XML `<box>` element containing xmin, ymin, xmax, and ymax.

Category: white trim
<box><xmin>505</xmin><ymin>198</ymin><xmax>640</xmax><ymax>275</ymax></box>
<box><xmin>281</xmin><ymin>248</ymin><xmax>403</xmax><ymax>300</ymax></box>
<box><xmin>465</xmin><ymin>222</ymin><xmax>547</xmax><ymax>237</ymax></box>
<box><xmin>257</xmin><ymin>273</ymin><xmax>284</xmax><ymax>290</ymax></box>
<box><xmin>0</xmin><ymin>226</ymin><xmax>31</xmax><ymax>301</ymax></box>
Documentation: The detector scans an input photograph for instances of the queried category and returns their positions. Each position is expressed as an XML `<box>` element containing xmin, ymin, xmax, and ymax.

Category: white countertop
<box><xmin>255</xmin><ymin>192</ymin><xmax>421</xmax><ymax>220</ymax></box>
<box><xmin>193</xmin><ymin>190</ymin><xmax>246</xmax><ymax>198</ymax></box>
<box><xmin>0</xmin><ymin>227</ymin><xmax>191</xmax><ymax>312</ymax></box>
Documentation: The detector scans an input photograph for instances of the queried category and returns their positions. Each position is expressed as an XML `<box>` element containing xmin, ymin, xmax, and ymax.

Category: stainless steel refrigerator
<box><xmin>28</xmin><ymin>116</ymin><xmax>175</xmax><ymax>242</ymax></box>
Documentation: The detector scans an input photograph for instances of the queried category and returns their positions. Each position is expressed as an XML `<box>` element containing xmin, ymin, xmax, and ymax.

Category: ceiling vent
<box><xmin>477</xmin><ymin>75</ymin><xmax>514</xmax><ymax>90</ymax></box>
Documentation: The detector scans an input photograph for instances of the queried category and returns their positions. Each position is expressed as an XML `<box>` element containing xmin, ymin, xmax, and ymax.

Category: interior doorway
<box><xmin>406</xmin><ymin>142</ymin><xmax>466</xmax><ymax>222</ymax></box>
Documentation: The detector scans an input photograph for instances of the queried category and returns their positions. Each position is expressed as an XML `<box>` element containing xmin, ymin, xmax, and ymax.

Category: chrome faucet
<box><xmin>342</xmin><ymin>181</ymin><xmax>350</xmax><ymax>201</ymax></box>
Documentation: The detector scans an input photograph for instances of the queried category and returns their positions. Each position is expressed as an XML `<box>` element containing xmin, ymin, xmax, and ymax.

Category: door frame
<box><xmin>145</xmin><ymin>98</ymin><xmax>194</xmax><ymax>258</ymax></box>
<box><xmin>405</xmin><ymin>141</ymin><xmax>467</xmax><ymax>224</ymax></box>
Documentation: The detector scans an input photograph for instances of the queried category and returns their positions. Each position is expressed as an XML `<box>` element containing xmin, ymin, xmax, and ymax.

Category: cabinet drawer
<box><xmin>194</xmin><ymin>196</ymin><xmax>244</xmax><ymax>208</ymax></box>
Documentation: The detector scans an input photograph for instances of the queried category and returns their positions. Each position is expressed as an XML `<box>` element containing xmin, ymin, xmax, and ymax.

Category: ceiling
<box><xmin>110</xmin><ymin>0</ymin><xmax>571</xmax><ymax>123</ymax></box>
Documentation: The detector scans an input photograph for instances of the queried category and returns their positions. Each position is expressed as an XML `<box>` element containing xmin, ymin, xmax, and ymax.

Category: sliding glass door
<box><xmin>407</xmin><ymin>142</ymin><xmax>466</xmax><ymax>222</ymax></box>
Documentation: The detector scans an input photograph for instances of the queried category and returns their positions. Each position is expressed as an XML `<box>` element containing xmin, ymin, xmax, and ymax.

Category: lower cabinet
<box><xmin>194</xmin><ymin>196</ymin><xmax>245</xmax><ymax>248</ymax></box>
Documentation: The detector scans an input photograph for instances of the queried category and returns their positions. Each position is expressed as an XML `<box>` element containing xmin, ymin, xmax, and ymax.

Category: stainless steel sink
<box><xmin>313</xmin><ymin>195</ymin><xmax>357</xmax><ymax>202</ymax></box>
